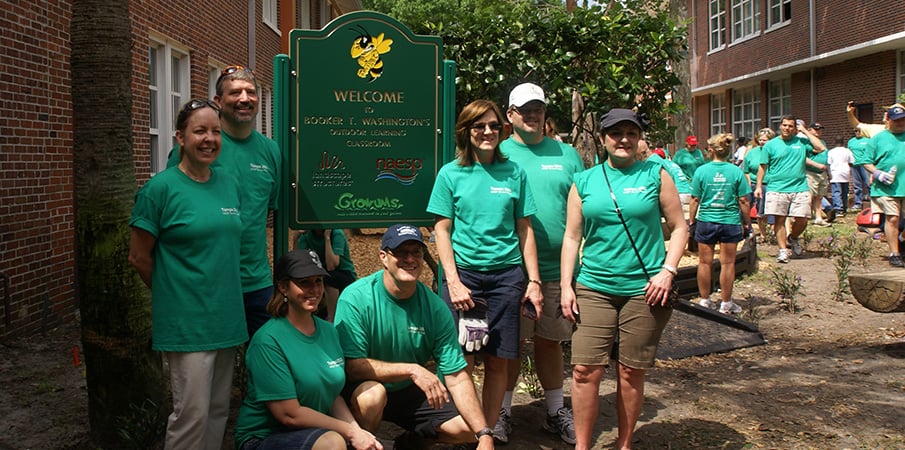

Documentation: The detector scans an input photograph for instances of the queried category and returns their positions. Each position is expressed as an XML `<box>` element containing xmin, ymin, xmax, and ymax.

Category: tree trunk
<box><xmin>669</xmin><ymin>0</ymin><xmax>693</xmax><ymax>157</ymax></box>
<box><xmin>71</xmin><ymin>0</ymin><xmax>167</xmax><ymax>447</ymax></box>
<box><xmin>850</xmin><ymin>270</ymin><xmax>905</xmax><ymax>313</ymax></box>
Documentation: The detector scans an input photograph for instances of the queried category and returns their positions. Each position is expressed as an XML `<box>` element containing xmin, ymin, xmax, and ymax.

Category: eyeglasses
<box><xmin>386</xmin><ymin>247</ymin><xmax>424</xmax><ymax>259</ymax></box>
<box><xmin>221</xmin><ymin>65</ymin><xmax>255</xmax><ymax>76</ymax></box>
<box><xmin>470</xmin><ymin>122</ymin><xmax>503</xmax><ymax>132</ymax></box>
<box><xmin>511</xmin><ymin>104</ymin><xmax>545</xmax><ymax>116</ymax></box>
<box><xmin>187</xmin><ymin>99</ymin><xmax>220</xmax><ymax>111</ymax></box>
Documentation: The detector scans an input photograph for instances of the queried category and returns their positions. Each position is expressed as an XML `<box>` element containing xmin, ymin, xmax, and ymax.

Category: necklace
<box><xmin>178</xmin><ymin>163</ymin><xmax>210</xmax><ymax>183</ymax></box>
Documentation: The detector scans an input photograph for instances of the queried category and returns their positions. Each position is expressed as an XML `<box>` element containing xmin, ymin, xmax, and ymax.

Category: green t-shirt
<box><xmin>501</xmin><ymin>136</ymin><xmax>584</xmax><ymax>281</ymax></box>
<box><xmin>297</xmin><ymin>230</ymin><xmax>357</xmax><ymax>278</ymax></box>
<box><xmin>867</xmin><ymin>130</ymin><xmax>905</xmax><ymax>197</ymax></box>
<box><xmin>234</xmin><ymin>316</ymin><xmax>346</xmax><ymax>448</ymax></box>
<box><xmin>130</xmin><ymin>167</ymin><xmax>247</xmax><ymax>351</ymax></box>
<box><xmin>426</xmin><ymin>159</ymin><xmax>536</xmax><ymax>271</ymax></box>
<box><xmin>691</xmin><ymin>161</ymin><xmax>751</xmax><ymax>225</ymax></box>
<box><xmin>672</xmin><ymin>147</ymin><xmax>705</xmax><ymax>181</ymax></box>
<box><xmin>848</xmin><ymin>136</ymin><xmax>870</xmax><ymax>166</ymax></box>
<box><xmin>168</xmin><ymin>130</ymin><xmax>280</xmax><ymax>292</ymax></box>
<box><xmin>761</xmin><ymin>135</ymin><xmax>813</xmax><ymax>193</ymax></box>
<box><xmin>573</xmin><ymin>161</ymin><xmax>665</xmax><ymax>296</ymax></box>
<box><xmin>806</xmin><ymin>140</ymin><xmax>828</xmax><ymax>173</ymax></box>
<box><xmin>334</xmin><ymin>271</ymin><xmax>466</xmax><ymax>392</ymax></box>
<box><xmin>649</xmin><ymin>153</ymin><xmax>692</xmax><ymax>194</ymax></box>
<box><xmin>742</xmin><ymin>146</ymin><xmax>763</xmax><ymax>182</ymax></box>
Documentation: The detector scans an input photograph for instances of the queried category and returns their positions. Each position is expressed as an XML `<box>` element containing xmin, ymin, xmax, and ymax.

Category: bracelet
<box><xmin>475</xmin><ymin>427</ymin><xmax>493</xmax><ymax>440</ymax></box>
<box><xmin>528</xmin><ymin>279</ymin><xmax>542</xmax><ymax>286</ymax></box>
<box><xmin>662</xmin><ymin>264</ymin><xmax>678</xmax><ymax>276</ymax></box>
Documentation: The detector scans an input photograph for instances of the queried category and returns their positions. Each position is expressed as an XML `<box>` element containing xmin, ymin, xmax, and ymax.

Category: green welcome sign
<box><xmin>279</xmin><ymin>11</ymin><xmax>451</xmax><ymax>230</ymax></box>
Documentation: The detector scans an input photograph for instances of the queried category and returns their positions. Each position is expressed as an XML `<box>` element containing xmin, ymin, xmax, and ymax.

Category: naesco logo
<box><xmin>334</xmin><ymin>192</ymin><xmax>403</xmax><ymax>211</ymax></box>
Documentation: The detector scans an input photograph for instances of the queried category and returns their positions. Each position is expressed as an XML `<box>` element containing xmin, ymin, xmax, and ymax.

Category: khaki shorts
<box><xmin>570</xmin><ymin>283</ymin><xmax>672</xmax><ymax>369</ymax></box>
<box><xmin>870</xmin><ymin>196</ymin><xmax>905</xmax><ymax>217</ymax></box>
<box><xmin>806</xmin><ymin>171</ymin><xmax>828</xmax><ymax>197</ymax></box>
<box><xmin>765</xmin><ymin>191</ymin><xmax>811</xmax><ymax>218</ymax></box>
<box><xmin>519</xmin><ymin>281</ymin><xmax>573</xmax><ymax>342</ymax></box>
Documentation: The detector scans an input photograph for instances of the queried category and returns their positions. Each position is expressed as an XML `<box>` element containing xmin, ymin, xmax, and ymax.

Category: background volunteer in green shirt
<box><xmin>334</xmin><ymin>225</ymin><xmax>494</xmax><ymax>449</ymax></box>
<box><xmin>234</xmin><ymin>250</ymin><xmax>380</xmax><ymax>450</ymax></box>
<box><xmin>689</xmin><ymin>133</ymin><xmax>752</xmax><ymax>315</ymax></box>
<box><xmin>496</xmin><ymin>83</ymin><xmax>582</xmax><ymax>445</ymax></box>
<box><xmin>805</xmin><ymin>122</ymin><xmax>831</xmax><ymax>226</ymax></box>
<box><xmin>742</xmin><ymin>129</ymin><xmax>775</xmax><ymax>237</ymax></box>
<box><xmin>129</xmin><ymin>99</ymin><xmax>245</xmax><ymax>450</ymax></box>
<box><xmin>672</xmin><ymin>134</ymin><xmax>705</xmax><ymax>181</ymax></box>
<box><xmin>848</xmin><ymin>128</ymin><xmax>871</xmax><ymax>210</ymax></box>
<box><xmin>428</xmin><ymin>99</ymin><xmax>543</xmax><ymax>438</ymax></box>
<box><xmin>167</xmin><ymin>65</ymin><xmax>281</xmax><ymax>338</ymax></box>
<box><xmin>862</xmin><ymin>104</ymin><xmax>905</xmax><ymax>267</ymax></box>
<box><xmin>560</xmin><ymin>108</ymin><xmax>687</xmax><ymax>450</ymax></box>
<box><xmin>297</xmin><ymin>229</ymin><xmax>357</xmax><ymax>322</ymax></box>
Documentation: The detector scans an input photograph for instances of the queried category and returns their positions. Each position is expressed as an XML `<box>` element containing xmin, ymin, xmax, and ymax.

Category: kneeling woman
<box><xmin>560</xmin><ymin>109</ymin><xmax>687</xmax><ymax>450</ymax></box>
<box><xmin>234</xmin><ymin>250</ymin><xmax>382</xmax><ymax>450</ymax></box>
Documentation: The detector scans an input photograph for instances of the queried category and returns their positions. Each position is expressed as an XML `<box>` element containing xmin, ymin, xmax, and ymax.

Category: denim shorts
<box><xmin>694</xmin><ymin>220</ymin><xmax>744</xmax><ymax>245</ymax></box>
<box><xmin>441</xmin><ymin>265</ymin><xmax>525</xmax><ymax>359</ymax></box>
<box><xmin>240</xmin><ymin>427</ymin><xmax>329</xmax><ymax>450</ymax></box>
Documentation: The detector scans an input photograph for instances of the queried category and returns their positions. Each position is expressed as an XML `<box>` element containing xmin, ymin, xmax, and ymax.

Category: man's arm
<box><xmin>846</xmin><ymin>101</ymin><xmax>861</xmax><ymax>129</ymax></box>
<box><xmin>444</xmin><ymin>369</ymin><xmax>494</xmax><ymax>449</ymax></box>
<box><xmin>345</xmin><ymin>358</ymin><xmax>451</xmax><ymax>410</ymax></box>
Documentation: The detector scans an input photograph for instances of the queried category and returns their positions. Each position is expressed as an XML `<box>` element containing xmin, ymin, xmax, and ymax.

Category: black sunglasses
<box><xmin>470</xmin><ymin>122</ymin><xmax>503</xmax><ymax>132</ymax></box>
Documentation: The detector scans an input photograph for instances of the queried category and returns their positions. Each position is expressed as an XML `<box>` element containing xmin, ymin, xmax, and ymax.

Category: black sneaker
<box><xmin>890</xmin><ymin>255</ymin><xmax>904</xmax><ymax>267</ymax></box>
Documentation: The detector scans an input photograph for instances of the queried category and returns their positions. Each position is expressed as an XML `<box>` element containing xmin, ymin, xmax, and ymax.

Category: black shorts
<box><xmin>342</xmin><ymin>381</ymin><xmax>460</xmax><ymax>439</ymax></box>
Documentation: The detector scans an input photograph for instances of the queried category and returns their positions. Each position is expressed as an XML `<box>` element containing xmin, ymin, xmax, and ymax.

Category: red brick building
<box><xmin>687</xmin><ymin>0</ymin><xmax>905</xmax><ymax>144</ymax></box>
<box><xmin>0</xmin><ymin>0</ymin><xmax>360</xmax><ymax>337</ymax></box>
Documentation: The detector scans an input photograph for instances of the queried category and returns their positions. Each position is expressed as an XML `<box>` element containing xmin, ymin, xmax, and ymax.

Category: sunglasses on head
<box><xmin>217</xmin><ymin>65</ymin><xmax>256</xmax><ymax>85</ymax></box>
<box><xmin>187</xmin><ymin>99</ymin><xmax>219</xmax><ymax>111</ymax></box>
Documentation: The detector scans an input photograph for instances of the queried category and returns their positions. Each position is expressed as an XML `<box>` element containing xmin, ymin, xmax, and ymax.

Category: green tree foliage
<box><xmin>363</xmin><ymin>0</ymin><xmax>687</xmax><ymax>147</ymax></box>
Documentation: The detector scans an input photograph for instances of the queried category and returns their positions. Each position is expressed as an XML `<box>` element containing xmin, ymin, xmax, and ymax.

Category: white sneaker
<box><xmin>719</xmin><ymin>301</ymin><xmax>743</xmax><ymax>314</ymax></box>
<box><xmin>788</xmin><ymin>237</ymin><xmax>803</xmax><ymax>256</ymax></box>
<box><xmin>813</xmin><ymin>218</ymin><xmax>831</xmax><ymax>227</ymax></box>
<box><xmin>777</xmin><ymin>249</ymin><xmax>790</xmax><ymax>263</ymax></box>
<box><xmin>699</xmin><ymin>298</ymin><xmax>715</xmax><ymax>308</ymax></box>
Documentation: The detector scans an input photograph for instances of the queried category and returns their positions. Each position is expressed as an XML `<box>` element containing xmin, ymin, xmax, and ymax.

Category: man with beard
<box><xmin>168</xmin><ymin>65</ymin><xmax>281</xmax><ymax>338</ymax></box>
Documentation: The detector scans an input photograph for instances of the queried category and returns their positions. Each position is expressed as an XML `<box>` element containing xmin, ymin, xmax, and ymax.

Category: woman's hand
<box><xmin>448</xmin><ymin>278</ymin><xmax>474</xmax><ymax>311</ymax></box>
<box><xmin>523</xmin><ymin>281</ymin><xmax>543</xmax><ymax>320</ymax></box>
<box><xmin>644</xmin><ymin>270</ymin><xmax>675</xmax><ymax>306</ymax></box>
<box><xmin>560</xmin><ymin>284</ymin><xmax>579</xmax><ymax>323</ymax></box>
<box><xmin>347</xmin><ymin>424</ymin><xmax>383</xmax><ymax>450</ymax></box>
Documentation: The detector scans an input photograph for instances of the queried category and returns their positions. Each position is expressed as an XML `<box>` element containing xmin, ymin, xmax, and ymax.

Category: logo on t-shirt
<box><xmin>408</xmin><ymin>325</ymin><xmax>425</xmax><ymax>335</ymax></box>
<box><xmin>713</xmin><ymin>172</ymin><xmax>726</xmax><ymax>183</ymax></box>
<box><xmin>221</xmin><ymin>207</ymin><xmax>240</xmax><ymax>216</ymax></box>
<box><xmin>540</xmin><ymin>163</ymin><xmax>564</xmax><ymax>171</ymax></box>
<box><xmin>490</xmin><ymin>186</ymin><xmax>512</xmax><ymax>195</ymax></box>
<box><xmin>622</xmin><ymin>186</ymin><xmax>648</xmax><ymax>195</ymax></box>
<box><xmin>326</xmin><ymin>357</ymin><xmax>344</xmax><ymax>369</ymax></box>
<box><xmin>249</xmin><ymin>163</ymin><xmax>271</xmax><ymax>173</ymax></box>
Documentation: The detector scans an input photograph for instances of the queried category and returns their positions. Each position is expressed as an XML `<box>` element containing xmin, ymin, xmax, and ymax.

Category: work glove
<box><xmin>876</xmin><ymin>170</ymin><xmax>895</xmax><ymax>185</ymax></box>
<box><xmin>458</xmin><ymin>297</ymin><xmax>490</xmax><ymax>352</ymax></box>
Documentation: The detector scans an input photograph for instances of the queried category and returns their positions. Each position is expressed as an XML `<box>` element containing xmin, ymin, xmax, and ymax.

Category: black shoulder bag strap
<box><xmin>601</xmin><ymin>163</ymin><xmax>654</xmax><ymax>282</ymax></box>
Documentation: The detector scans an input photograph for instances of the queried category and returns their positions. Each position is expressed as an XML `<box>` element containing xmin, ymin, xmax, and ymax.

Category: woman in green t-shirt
<box><xmin>560</xmin><ymin>108</ymin><xmax>687</xmax><ymax>450</ymax></box>
<box><xmin>234</xmin><ymin>250</ymin><xmax>381</xmax><ymax>450</ymax></box>
<box><xmin>689</xmin><ymin>133</ymin><xmax>752</xmax><ymax>315</ymax></box>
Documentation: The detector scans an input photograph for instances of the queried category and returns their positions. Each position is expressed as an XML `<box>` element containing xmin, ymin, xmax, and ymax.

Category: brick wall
<box><xmin>0</xmin><ymin>0</ymin><xmax>75</xmax><ymax>337</ymax></box>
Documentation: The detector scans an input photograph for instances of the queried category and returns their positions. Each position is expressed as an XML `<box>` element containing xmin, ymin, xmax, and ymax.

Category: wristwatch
<box><xmin>662</xmin><ymin>264</ymin><xmax>678</xmax><ymax>276</ymax></box>
<box><xmin>475</xmin><ymin>427</ymin><xmax>493</xmax><ymax>440</ymax></box>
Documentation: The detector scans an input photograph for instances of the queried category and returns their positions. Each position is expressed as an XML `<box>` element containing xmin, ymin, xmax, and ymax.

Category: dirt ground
<box><xmin>2</xmin><ymin>225</ymin><xmax>905</xmax><ymax>450</ymax></box>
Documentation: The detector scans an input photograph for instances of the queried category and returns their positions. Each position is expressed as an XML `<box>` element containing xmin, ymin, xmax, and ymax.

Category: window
<box><xmin>260</xmin><ymin>87</ymin><xmax>272</xmax><ymax>138</ymax></box>
<box><xmin>731</xmin><ymin>0</ymin><xmax>760</xmax><ymax>42</ymax></box>
<box><xmin>149</xmin><ymin>39</ymin><xmax>190</xmax><ymax>174</ymax></box>
<box><xmin>732</xmin><ymin>86</ymin><xmax>761</xmax><ymax>142</ymax></box>
<box><xmin>710</xmin><ymin>93</ymin><xmax>726</xmax><ymax>136</ymax></box>
<box><xmin>768</xmin><ymin>0</ymin><xmax>791</xmax><ymax>28</ymax></box>
<box><xmin>768</xmin><ymin>79</ymin><xmax>791</xmax><ymax>131</ymax></box>
<box><xmin>208</xmin><ymin>66</ymin><xmax>221</xmax><ymax>99</ymax></box>
<box><xmin>898</xmin><ymin>50</ymin><xmax>905</xmax><ymax>101</ymax></box>
<box><xmin>263</xmin><ymin>0</ymin><xmax>279</xmax><ymax>33</ymax></box>
<box><xmin>709</xmin><ymin>0</ymin><xmax>726</xmax><ymax>51</ymax></box>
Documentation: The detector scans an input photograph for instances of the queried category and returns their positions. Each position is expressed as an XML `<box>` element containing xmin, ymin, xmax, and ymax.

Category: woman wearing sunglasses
<box><xmin>427</xmin><ymin>99</ymin><xmax>543</xmax><ymax>435</ymax></box>
<box><xmin>234</xmin><ymin>250</ymin><xmax>382</xmax><ymax>450</ymax></box>
<box><xmin>129</xmin><ymin>99</ymin><xmax>245</xmax><ymax>449</ymax></box>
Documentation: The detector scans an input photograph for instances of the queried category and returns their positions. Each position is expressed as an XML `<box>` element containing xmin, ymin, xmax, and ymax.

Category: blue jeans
<box><xmin>830</xmin><ymin>182</ymin><xmax>849</xmax><ymax>213</ymax></box>
<box><xmin>851</xmin><ymin>165</ymin><xmax>870</xmax><ymax>208</ymax></box>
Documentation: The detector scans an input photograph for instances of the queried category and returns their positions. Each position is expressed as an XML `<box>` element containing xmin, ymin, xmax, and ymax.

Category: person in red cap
<box><xmin>673</xmin><ymin>135</ymin><xmax>705</xmax><ymax>182</ymax></box>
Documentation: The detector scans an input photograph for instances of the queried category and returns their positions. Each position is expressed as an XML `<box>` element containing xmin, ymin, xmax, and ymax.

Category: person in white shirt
<box><xmin>826</xmin><ymin>136</ymin><xmax>855</xmax><ymax>218</ymax></box>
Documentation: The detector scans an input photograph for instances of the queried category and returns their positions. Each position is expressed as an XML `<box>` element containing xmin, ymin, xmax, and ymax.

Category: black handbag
<box><xmin>601</xmin><ymin>164</ymin><xmax>679</xmax><ymax>307</ymax></box>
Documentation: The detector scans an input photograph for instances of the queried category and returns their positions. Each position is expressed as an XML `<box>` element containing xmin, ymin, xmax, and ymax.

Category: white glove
<box><xmin>457</xmin><ymin>297</ymin><xmax>489</xmax><ymax>352</ymax></box>
<box><xmin>876</xmin><ymin>170</ymin><xmax>895</xmax><ymax>184</ymax></box>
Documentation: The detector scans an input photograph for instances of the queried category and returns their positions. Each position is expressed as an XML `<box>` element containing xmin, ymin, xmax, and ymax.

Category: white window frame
<box><xmin>708</xmin><ymin>0</ymin><xmax>726</xmax><ymax>51</ymax></box>
<box><xmin>208</xmin><ymin>65</ymin><xmax>221</xmax><ymax>100</ymax></box>
<box><xmin>730</xmin><ymin>0</ymin><xmax>760</xmax><ymax>43</ymax></box>
<box><xmin>767</xmin><ymin>0</ymin><xmax>791</xmax><ymax>28</ymax></box>
<box><xmin>149</xmin><ymin>37</ymin><xmax>190</xmax><ymax>174</ymax></box>
<box><xmin>898</xmin><ymin>49</ymin><xmax>905</xmax><ymax>102</ymax></box>
<box><xmin>263</xmin><ymin>0</ymin><xmax>280</xmax><ymax>34</ymax></box>
<box><xmin>710</xmin><ymin>93</ymin><xmax>727</xmax><ymax>136</ymax></box>
<box><xmin>732</xmin><ymin>86</ymin><xmax>761</xmax><ymax>143</ymax></box>
<box><xmin>768</xmin><ymin>79</ymin><xmax>791</xmax><ymax>131</ymax></box>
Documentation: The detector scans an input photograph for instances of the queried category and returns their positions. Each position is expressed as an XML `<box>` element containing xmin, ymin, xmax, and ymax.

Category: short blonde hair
<box><xmin>706</xmin><ymin>133</ymin><xmax>735</xmax><ymax>159</ymax></box>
